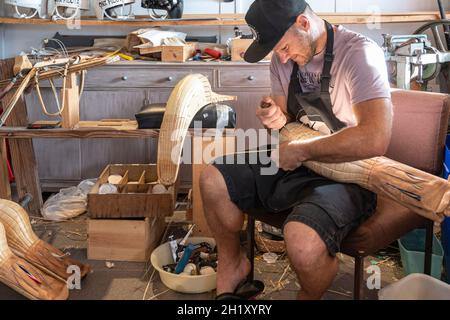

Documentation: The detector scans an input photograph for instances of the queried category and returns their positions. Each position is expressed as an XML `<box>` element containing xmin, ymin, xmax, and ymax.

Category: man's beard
<box><xmin>295</xmin><ymin>29</ymin><xmax>316</xmax><ymax>66</ymax></box>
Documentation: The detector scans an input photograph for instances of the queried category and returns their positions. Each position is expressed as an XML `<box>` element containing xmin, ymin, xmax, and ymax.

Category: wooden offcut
<box><xmin>87</xmin><ymin>217</ymin><xmax>165</xmax><ymax>262</ymax></box>
<box><xmin>231</xmin><ymin>39</ymin><xmax>272</xmax><ymax>62</ymax></box>
<box><xmin>60</xmin><ymin>72</ymin><xmax>80</xmax><ymax>129</ymax></box>
<box><xmin>161</xmin><ymin>42</ymin><xmax>198</xmax><ymax>62</ymax></box>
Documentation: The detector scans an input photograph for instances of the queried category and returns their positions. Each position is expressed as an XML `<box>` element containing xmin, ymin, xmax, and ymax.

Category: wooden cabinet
<box><xmin>24</xmin><ymin>61</ymin><xmax>270</xmax><ymax>190</ymax></box>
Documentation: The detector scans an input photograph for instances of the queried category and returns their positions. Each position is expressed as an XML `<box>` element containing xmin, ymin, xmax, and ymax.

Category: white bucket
<box><xmin>150</xmin><ymin>237</ymin><xmax>216</xmax><ymax>294</ymax></box>
<box><xmin>378</xmin><ymin>273</ymin><xmax>450</xmax><ymax>300</ymax></box>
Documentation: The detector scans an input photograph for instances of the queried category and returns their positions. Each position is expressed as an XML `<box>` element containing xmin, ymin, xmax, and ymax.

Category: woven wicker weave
<box><xmin>280</xmin><ymin>122</ymin><xmax>450</xmax><ymax>222</ymax></box>
<box><xmin>157</xmin><ymin>74</ymin><xmax>236</xmax><ymax>186</ymax></box>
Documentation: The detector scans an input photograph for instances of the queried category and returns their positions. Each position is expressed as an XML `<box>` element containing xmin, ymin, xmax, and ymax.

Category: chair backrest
<box><xmin>387</xmin><ymin>90</ymin><xmax>450</xmax><ymax>175</ymax></box>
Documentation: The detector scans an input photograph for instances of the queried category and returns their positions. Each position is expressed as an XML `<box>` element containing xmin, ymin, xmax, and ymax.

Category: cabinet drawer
<box><xmin>218</xmin><ymin>69</ymin><xmax>270</xmax><ymax>88</ymax></box>
<box><xmin>83</xmin><ymin>68</ymin><xmax>214</xmax><ymax>88</ymax></box>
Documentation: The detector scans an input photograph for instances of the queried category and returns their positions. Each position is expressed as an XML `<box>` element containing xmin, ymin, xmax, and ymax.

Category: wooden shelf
<box><xmin>0</xmin><ymin>120</ymin><xmax>237</xmax><ymax>139</ymax></box>
<box><xmin>0</xmin><ymin>121</ymin><xmax>159</xmax><ymax>139</ymax></box>
<box><xmin>0</xmin><ymin>12</ymin><xmax>447</xmax><ymax>27</ymax></box>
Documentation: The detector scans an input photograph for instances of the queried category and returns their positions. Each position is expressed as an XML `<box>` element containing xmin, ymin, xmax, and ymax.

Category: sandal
<box><xmin>216</xmin><ymin>279</ymin><xmax>265</xmax><ymax>300</ymax></box>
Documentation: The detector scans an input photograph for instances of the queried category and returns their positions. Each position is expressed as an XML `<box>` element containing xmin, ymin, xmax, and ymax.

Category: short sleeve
<box><xmin>345</xmin><ymin>43</ymin><xmax>391</xmax><ymax>105</ymax></box>
<box><xmin>270</xmin><ymin>54</ymin><xmax>285</xmax><ymax>97</ymax></box>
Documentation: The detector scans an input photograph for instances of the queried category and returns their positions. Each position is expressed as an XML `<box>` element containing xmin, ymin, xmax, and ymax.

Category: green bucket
<box><xmin>398</xmin><ymin>229</ymin><xmax>444</xmax><ymax>280</ymax></box>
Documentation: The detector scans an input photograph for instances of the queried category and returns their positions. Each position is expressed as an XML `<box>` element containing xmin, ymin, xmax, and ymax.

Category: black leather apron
<box><xmin>250</xmin><ymin>20</ymin><xmax>348</xmax><ymax>212</ymax></box>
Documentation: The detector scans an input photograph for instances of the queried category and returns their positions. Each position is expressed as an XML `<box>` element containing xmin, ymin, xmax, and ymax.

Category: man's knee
<box><xmin>283</xmin><ymin>221</ymin><xmax>329</xmax><ymax>270</ymax></box>
<box><xmin>199</xmin><ymin>165</ymin><xmax>229</xmax><ymax>202</ymax></box>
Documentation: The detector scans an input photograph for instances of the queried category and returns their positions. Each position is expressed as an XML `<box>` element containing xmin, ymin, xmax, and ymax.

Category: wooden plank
<box><xmin>0</xmin><ymin>12</ymin><xmax>447</xmax><ymax>26</ymax></box>
<box><xmin>0</xmin><ymin>139</ymin><xmax>11</xmax><ymax>200</ymax></box>
<box><xmin>60</xmin><ymin>72</ymin><xmax>80</xmax><ymax>129</ymax></box>
<box><xmin>87</xmin><ymin>217</ymin><xmax>166</xmax><ymax>262</ymax></box>
<box><xmin>0</xmin><ymin>59</ymin><xmax>42</xmax><ymax>214</ymax></box>
<box><xmin>192</xmin><ymin>133</ymin><xmax>236</xmax><ymax>237</ymax></box>
<box><xmin>0</xmin><ymin>123</ymin><xmax>235</xmax><ymax>139</ymax></box>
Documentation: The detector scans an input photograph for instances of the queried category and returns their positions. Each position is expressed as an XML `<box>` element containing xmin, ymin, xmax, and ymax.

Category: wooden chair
<box><xmin>246</xmin><ymin>90</ymin><xmax>450</xmax><ymax>299</ymax></box>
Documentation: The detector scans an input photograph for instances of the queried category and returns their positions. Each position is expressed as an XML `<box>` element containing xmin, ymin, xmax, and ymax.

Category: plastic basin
<box><xmin>150</xmin><ymin>237</ymin><xmax>216</xmax><ymax>294</ymax></box>
<box><xmin>398</xmin><ymin>229</ymin><xmax>443</xmax><ymax>280</ymax></box>
<box><xmin>379</xmin><ymin>273</ymin><xmax>450</xmax><ymax>300</ymax></box>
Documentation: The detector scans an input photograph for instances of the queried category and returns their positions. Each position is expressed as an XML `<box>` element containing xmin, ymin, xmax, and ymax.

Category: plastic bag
<box><xmin>41</xmin><ymin>179</ymin><xmax>96</xmax><ymax>221</ymax></box>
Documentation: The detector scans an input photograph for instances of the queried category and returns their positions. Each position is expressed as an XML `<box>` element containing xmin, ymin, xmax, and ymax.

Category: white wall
<box><xmin>0</xmin><ymin>0</ymin><xmax>449</xmax><ymax>58</ymax></box>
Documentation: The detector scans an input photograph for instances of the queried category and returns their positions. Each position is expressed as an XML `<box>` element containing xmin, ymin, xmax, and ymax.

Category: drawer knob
<box><xmin>167</xmin><ymin>76</ymin><xmax>174</xmax><ymax>82</ymax></box>
<box><xmin>121</xmin><ymin>76</ymin><xmax>128</xmax><ymax>81</ymax></box>
<box><xmin>248</xmin><ymin>75</ymin><xmax>255</xmax><ymax>81</ymax></box>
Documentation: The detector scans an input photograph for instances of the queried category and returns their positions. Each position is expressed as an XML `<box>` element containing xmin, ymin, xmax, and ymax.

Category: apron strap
<box><xmin>320</xmin><ymin>20</ymin><xmax>334</xmax><ymax>93</ymax></box>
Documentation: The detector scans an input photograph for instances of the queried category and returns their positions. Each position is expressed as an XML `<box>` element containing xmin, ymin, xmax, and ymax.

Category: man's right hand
<box><xmin>256</xmin><ymin>97</ymin><xmax>287</xmax><ymax>130</ymax></box>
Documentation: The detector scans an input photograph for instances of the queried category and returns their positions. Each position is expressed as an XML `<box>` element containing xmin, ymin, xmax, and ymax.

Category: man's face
<box><xmin>273</xmin><ymin>19</ymin><xmax>315</xmax><ymax>66</ymax></box>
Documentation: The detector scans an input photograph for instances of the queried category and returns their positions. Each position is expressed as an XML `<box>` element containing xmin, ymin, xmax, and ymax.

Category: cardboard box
<box><xmin>231</xmin><ymin>38</ymin><xmax>273</xmax><ymax>62</ymax></box>
<box><xmin>87</xmin><ymin>217</ymin><xmax>165</xmax><ymax>262</ymax></box>
<box><xmin>88</xmin><ymin>164</ymin><xmax>176</xmax><ymax>219</ymax></box>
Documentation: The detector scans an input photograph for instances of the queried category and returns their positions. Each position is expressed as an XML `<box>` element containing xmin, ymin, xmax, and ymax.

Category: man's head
<box><xmin>244</xmin><ymin>0</ymin><xmax>321</xmax><ymax>65</ymax></box>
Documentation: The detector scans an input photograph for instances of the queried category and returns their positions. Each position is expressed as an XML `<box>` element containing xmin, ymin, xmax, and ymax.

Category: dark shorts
<box><xmin>212</xmin><ymin>149</ymin><xmax>377</xmax><ymax>256</ymax></box>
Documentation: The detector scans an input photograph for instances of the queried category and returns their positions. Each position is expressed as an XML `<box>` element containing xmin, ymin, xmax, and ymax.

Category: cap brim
<box><xmin>244</xmin><ymin>38</ymin><xmax>279</xmax><ymax>63</ymax></box>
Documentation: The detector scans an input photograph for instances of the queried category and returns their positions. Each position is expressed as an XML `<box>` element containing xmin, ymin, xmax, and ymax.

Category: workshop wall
<box><xmin>0</xmin><ymin>0</ymin><xmax>449</xmax><ymax>58</ymax></box>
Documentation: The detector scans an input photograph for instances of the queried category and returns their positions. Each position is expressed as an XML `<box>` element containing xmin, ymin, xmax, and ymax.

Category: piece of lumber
<box><xmin>0</xmin><ymin>12</ymin><xmax>447</xmax><ymax>26</ymax></box>
<box><xmin>0</xmin><ymin>139</ymin><xmax>11</xmax><ymax>200</ymax></box>
<box><xmin>60</xmin><ymin>72</ymin><xmax>80</xmax><ymax>129</ymax></box>
<box><xmin>0</xmin><ymin>59</ymin><xmax>42</xmax><ymax>214</ymax></box>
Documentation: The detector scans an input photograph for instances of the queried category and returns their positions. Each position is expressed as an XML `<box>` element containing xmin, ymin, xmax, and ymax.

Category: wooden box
<box><xmin>231</xmin><ymin>38</ymin><xmax>273</xmax><ymax>62</ymax></box>
<box><xmin>88</xmin><ymin>164</ymin><xmax>176</xmax><ymax>219</ymax></box>
<box><xmin>87</xmin><ymin>217</ymin><xmax>165</xmax><ymax>262</ymax></box>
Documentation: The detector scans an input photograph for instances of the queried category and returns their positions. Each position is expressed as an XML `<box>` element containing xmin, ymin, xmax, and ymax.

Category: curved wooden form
<box><xmin>0</xmin><ymin>199</ymin><xmax>90</xmax><ymax>281</ymax></box>
<box><xmin>280</xmin><ymin>123</ymin><xmax>450</xmax><ymax>222</ymax></box>
<box><xmin>157</xmin><ymin>74</ymin><xmax>236</xmax><ymax>185</ymax></box>
<box><xmin>0</xmin><ymin>223</ymin><xmax>68</xmax><ymax>300</ymax></box>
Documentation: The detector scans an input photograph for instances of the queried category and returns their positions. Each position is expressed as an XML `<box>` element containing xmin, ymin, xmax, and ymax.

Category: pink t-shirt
<box><xmin>270</xmin><ymin>25</ymin><xmax>391</xmax><ymax>134</ymax></box>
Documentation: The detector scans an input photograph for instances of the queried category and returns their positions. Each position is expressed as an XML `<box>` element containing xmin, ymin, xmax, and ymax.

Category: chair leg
<box><xmin>424</xmin><ymin>220</ymin><xmax>434</xmax><ymax>276</ymax></box>
<box><xmin>354</xmin><ymin>255</ymin><xmax>364</xmax><ymax>300</ymax></box>
<box><xmin>246</xmin><ymin>216</ymin><xmax>255</xmax><ymax>282</ymax></box>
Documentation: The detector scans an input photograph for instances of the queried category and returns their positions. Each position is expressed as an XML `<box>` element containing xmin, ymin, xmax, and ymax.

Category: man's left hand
<box><xmin>271</xmin><ymin>141</ymin><xmax>308</xmax><ymax>171</ymax></box>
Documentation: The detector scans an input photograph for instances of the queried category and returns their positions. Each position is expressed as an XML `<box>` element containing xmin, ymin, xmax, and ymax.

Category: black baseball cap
<box><xmin>244</xmin><ymin>0</ymin><xmax>309</xmax><ymax>63</ymax></box>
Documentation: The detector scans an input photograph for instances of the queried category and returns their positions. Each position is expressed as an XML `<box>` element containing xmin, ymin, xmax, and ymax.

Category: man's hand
<box><xmin>271</xmin><ymin>141</ymin><xmax>309</xmax><ymax>171</ymax></box>
<box><xmin>256</xmin><ymin>97</ymin><xmax>287</xmax><ymax>130</ymax></box>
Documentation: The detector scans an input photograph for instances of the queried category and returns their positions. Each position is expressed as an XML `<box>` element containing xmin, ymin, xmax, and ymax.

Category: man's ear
<box><xmin>294</xmin><ymin>15</ymin><xmax>310</xmax><ymax>32</ymax></box>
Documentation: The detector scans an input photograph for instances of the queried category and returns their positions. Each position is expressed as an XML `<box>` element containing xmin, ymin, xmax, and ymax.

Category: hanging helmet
<box><xmin>95</xmin><ymin>0</ymin><xmax>136</xmax><ymax>21</ymax></box>
<box><xmin>5</xmin><ymin>0</ymin><xmax>48</xmax><ymax>19</ymax></box>
<box><xmin>51</xmin><ymin>0</ymin><xmax>89</xmax><ymax>20</ymax></box>
<box><xmin>141</xmin><ymin>0</ymin><xmax>183</xmax><ymax>20</ymax></box>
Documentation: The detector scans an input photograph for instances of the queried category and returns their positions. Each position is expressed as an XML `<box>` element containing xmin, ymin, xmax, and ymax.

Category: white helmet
<box><xmin>51</xmin><ymin>0</ymin><xmax>90</xmax><ymax>20</ymax></box>
<box><xmin>5</xmin><ymin>0</ymin><xmax>48</xmax><ymax>19</ymax></box>
<box><xmin>95</xmin><ymin>0</ymin><xmax>136</xmax><ymax>21</ymax></box>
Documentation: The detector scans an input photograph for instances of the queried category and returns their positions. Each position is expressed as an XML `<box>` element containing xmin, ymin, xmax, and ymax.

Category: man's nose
<box><xmin>278</xmin><ymin>51</ymin><xmax>290</xmax><ymax>64</ymax></box>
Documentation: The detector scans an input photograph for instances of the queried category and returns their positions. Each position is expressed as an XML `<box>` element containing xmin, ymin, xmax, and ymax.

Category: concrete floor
<box><xmin>0</xmin><ymin>213</ymin><xmax>406</xmax><ymax>300</ymax></box>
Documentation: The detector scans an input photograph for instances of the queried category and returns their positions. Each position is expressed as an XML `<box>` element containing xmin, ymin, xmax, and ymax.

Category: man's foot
<box><xmin>216</xmin><ymin>251</ymin><xmax>251</xmax><ymax>296</ymax></box>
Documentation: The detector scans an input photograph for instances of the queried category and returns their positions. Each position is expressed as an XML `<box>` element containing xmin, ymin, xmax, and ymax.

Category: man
<box><xmin>200</xmin><ymin>0</ymin><xmax>393</xmax><ymax>300</ymax></box>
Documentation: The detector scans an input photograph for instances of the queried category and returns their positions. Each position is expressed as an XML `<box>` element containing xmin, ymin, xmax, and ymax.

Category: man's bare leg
<box><xmin>200</xmin><ymin>165</ymin><xmax>251</xmax><ymax>295</ymax></box>
<box><xmin>283</xmin><ymin>221</ymin><xmax>339</xmax><ymax>300</ymax></box>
